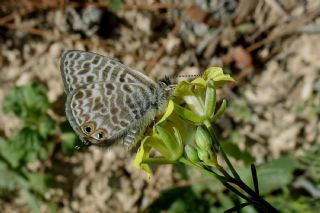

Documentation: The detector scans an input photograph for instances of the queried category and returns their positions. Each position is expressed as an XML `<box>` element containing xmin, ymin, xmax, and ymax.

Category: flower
<box><xmin>133</xmin><ymin>67</ymin><xmax>234</xmax><ymax>177</ymax></box>
<box><xmin>174</xmin><ymin>67</ymin><xmax>234</xmax><ymax>123</ymax></box>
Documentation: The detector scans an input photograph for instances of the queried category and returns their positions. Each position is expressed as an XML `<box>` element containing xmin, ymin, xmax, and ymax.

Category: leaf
<box><xmin>3</xmin><ymin>84</ymin><xmax>49</xmax><ymax>119</ymax></box>
<box><xmin>110</xmin><ymin>0</ymin><xmax>123</xmax><ymax>12</ymax></box>
<box><xmin>61</xmin><ymin>132</ymin><xmax>77</xmax><ymax>154</ymax></box>
<box><xmin>147</xmin><ymin>186</ymin><xmax>210</xmax><ymax>213</ymax></box>
<box><xmin>242</xmin><ymin>157</ymin><xmax>296</xmax><ymax>195</ymax></box>
<box><xmin>22</xmin><ymin>190</ymin><xmax>42</xmax><ymax>213</ymax></box>
<box><xmin>28</xmin><ymin>173</ymin><xmax>48</xmax><ymax>194</ymax></box>
<box><xmin>0</xmin><ymin>127</ymin><xmax>52</xmax><ymax>167</ymax></box>
<box><xmin>297</xmin><ymin>143</ymin><xmax>320</xmax><ymax>182</ymax></box>
<box><xmin>0</xmin><ymin>160</ymin><xmax>29</xmax><ymax>193</ymax></box>
<box><xmin>38</xmin><ymin>116</ymin><xmax>57</xmax><ymax>139</ymax></box>
<box><xmin>221</xmin><ymin>142</ymin><xmax>255</xmax><ymax>165</ymax></box>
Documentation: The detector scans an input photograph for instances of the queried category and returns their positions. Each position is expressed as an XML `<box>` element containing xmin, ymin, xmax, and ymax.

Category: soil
<box><xmin>0</xmin><ymin>0</ymin><xmax>319</xmax><ymax>212</ymax></box>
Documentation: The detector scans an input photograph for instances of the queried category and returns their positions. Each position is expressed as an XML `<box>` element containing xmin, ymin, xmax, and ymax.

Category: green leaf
<box><xmin>110</xmin><ymin>0</ymin><xmax>123</xmax><ymax>12</ymax></box>
<box><xmin>221</xmin><ymin>142</ymin><xmax>254</xmax><ymax>165</ymax></box>
<box><xmin>297</xmin><ymin>143</ymin><xmax>320</xmax><ymax>182</ymax></box>
<box><xmin>28</xmin><ymin>173</ymin><xmax>48</xmax><ymax>194</ymax></box>
<box><xmin>22</xmin><ymin>190</ymin><xmax>42</xmax><ymax>213</ymax></box>
<box><xmin>0</xmin><ymin>160</ymin><xmax>29</xmax><ymax>193</ymax></box>
<box><xmin>0</xmin><ymin>126</ymin><xmax>52</xmax><ymax>167</ymax></box>
<box><xmin>242</xmin><ymin>157</ymin><xmax>296</xmax><ymax>195</ymax></box>
<box><xmin>3</xmin><ymin>84</ymin><xmax>49</xmax><ymax>119</ymax></box>
<box><xmin>147</xmin><ymin>186</ymin><xmax>210</xmax><ymax>213</ymax></box>
<box><xmin>38</xmin><ymin>116</ymin><xmax>57</xmax><ymax>139</ymax></box>
<box><xmin>61</xmin><ymin>132</ymin><xmax>77</xmax><ymax>154</ymax></box>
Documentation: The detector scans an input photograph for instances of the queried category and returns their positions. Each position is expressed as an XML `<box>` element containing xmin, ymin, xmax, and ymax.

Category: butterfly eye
<box><xmin>81</xmin><ymin>122</ymin><xmax>95</xmax><ymax>135</ymax></box>
<box><xmin>91</xmin><ymin>129</ymin><xmax>108</xmax><ymax>141</ymax></box>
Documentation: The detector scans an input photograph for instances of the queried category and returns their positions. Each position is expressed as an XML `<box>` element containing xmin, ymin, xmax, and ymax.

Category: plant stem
<box><xmin>203</xmin><ymin>120</ymin><xmax>241</xmax><ymax>180</ymax></box>
<box><xmin>179</xmin><ymin>157</ymin><xmax>221</xmax><ymax>179</ymax></box>
<box><xmin>251</xmin><ymin>164</ymin><xmax>260</xmax><ymax>195</ymax></box>
<box><xmin>179</xmin><ymin>158</ymin><xmax>254</xmax><ymax>204</ymax></box>
<box><xmin>180</xmin><ymin>158</ymin><xmax>280</xmax><ymax>212</ymax></box>
<box><xmin>142</xmin><ymin>157</ymin><xmax>176</xmax><ymax>164</ymax></box>
<box><xmin>201</xmin><ymin>120</ymin><xmax>280</xmax><ymax>212</ymax></box>
<box><xmin>229</xmin><ymin>177</ymin><xmax>280</xmax><ymax>212</ymax></box>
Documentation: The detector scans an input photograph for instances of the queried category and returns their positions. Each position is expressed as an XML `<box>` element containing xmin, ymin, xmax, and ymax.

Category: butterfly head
<box><xmin>159</xmin><ymin>76</ymin><xmax>176</xmax><ymax>91</ymax></box>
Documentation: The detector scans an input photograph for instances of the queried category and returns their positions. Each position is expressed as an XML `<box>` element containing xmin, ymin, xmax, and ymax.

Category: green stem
<box><xmin>196</xmin><ymin>160</ymin><xmax>280</xmax><ymax>212</ymax></box>
<box><xmin>179</xmin><ymin>157</ymin><xmax>224</xmax><ymax>181</ymax></box>
<box><xmin>180</xmin><ymin>158</ymin><xmax>256</xmax><ymax>207</ymax></box>
<box><xmin>142</xmin><ymin>157</ymin><xmax>176</xmax><ymax>164</ymax></box>
<box><xmin>202</xmin><ymin>120</ymin><xmax>279</xmax><ymax>212</ymax></box>
<box><xmin>251</xmin><ymin>164</ymin><xmax>260</xmax><ymax>195</ymax></box>
<box><xmin>203</xmin><ymin>120</ymin><xmax>241</xmax><ymax>180</ymax></box>
<box><xmin>230</xmin><ymin>177</ymin><xmax>279</xmax><ymax>212</ymax></box>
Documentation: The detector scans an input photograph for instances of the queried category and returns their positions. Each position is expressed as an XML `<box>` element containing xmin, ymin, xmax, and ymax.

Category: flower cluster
<box><xmin>132</xmin><ymin>67</ymin><xmax>280</xmax><ymax>212</ymax></box>
<box><xmin>133</xmin><ymin>67</ymin><xmax>235</xmax><ymax>177</ymax></box>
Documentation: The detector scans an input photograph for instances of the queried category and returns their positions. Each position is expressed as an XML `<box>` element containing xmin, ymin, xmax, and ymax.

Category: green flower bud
<box><xmin>204</xmin><ymin>81</ymin><xmax>216</xmax><ymax>119</ymax></box>
<box><xmin>210</xmin><ymin>99</ymin><xmax>227</xmax><ymax>122</ymax></box>
<box><xmin>185</xmin><ymin>145</ymin><xmax>200</xmax><ymax>163</ymax></box>
<box><xmin>197</xmin><ymin>148</ymin><xmax>218</xmax><ymax>166</ymax></box>
<box><xmin>156</xmin><ymin>126</ymin><xmax>183</xmax><ymax>161</ymax></box>
<box><xmin>197</xmin><ymin>149</ymin><xmax>210</xmax><ymax>162</ymax></box>
<box><xmin>195</xmin><ymin>127</ymin><xmax>212</xmax><ymax>151</ymax></box>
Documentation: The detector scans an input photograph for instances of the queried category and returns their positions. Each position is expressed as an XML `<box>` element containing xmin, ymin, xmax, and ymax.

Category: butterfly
<box><xmin>60</xmin><ymin>50</ymin><xmax>173</xmax><ymax>148</ymax></box>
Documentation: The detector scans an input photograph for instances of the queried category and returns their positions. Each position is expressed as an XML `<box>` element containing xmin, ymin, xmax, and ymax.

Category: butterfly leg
<box><xmin>123</xmin><ymin>125</ymin><xmax>148</xmax><ymax>147</ymax></box>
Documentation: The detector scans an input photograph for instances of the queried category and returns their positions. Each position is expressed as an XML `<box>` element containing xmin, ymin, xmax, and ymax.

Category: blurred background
<box><xmin>0</xmin><ymin>0</ymin><xmax>320</xmax><ymax>212</ymax></box>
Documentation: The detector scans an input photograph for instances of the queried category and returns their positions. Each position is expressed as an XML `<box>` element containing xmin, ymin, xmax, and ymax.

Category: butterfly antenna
<box><xmin>168</xmin><ymin>74</ymin><xmax>201</xmax><ymax>87</ymax></box>
<box><xmin>172</xmin><ymin>74</ymin><xmax>201</xmax><ymax>79</ymax></box>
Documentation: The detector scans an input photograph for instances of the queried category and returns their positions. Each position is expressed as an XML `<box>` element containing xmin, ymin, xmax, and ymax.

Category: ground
<box><xmin>0</xmin><ymin>0</ymin><xmax>319</xmax><ymax>212</ymax></box>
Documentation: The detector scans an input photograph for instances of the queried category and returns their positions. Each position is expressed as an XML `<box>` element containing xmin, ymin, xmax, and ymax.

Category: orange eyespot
<box><xmin>91</xmin><ymin>129</ymin><xmax>108</xmax><ymax>141</ymax></box>
<box><xmin>81</xmin><ymin>122</ymin><xmax>96</xmax><ymax>135</ymax></box>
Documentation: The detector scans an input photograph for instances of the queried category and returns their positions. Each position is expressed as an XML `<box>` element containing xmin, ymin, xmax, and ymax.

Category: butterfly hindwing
<box><xmin>65</xmin><ymin>82</ymin><xmax>156</xmax><ymax>146</ymax></box>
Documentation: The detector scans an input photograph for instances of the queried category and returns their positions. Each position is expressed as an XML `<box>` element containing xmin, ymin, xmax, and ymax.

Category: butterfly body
<box><xmin>61</xmin><ymin>50</ymin><xmax>172</xmax><ymax>148</ymax></box>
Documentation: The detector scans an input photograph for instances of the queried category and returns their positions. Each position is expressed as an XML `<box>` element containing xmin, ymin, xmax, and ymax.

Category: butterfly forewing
<box><xmin>60</xmin><ymin>50</ymin><xmax>155</xmax><ymax>94</ymax></box>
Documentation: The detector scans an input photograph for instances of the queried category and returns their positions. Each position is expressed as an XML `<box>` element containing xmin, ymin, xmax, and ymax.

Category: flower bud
<box><xmin>204</xmin><ymin>80</ymin><xmax>216</xmax><ymax>119</ymax></box>
<box><xmin>210</xmin><ymin>99</ymin><xmax>227</xmax><ymax>122</ymax></box>
<box><xmin>197</xmin><ymin>148</ymin><xmax>218</xmax><ymax>166</ymax></box>
<box><xmin>156</xmin><ymin>126</ymin><xmax>183</xmax><ymax>161</ymax></box>
<box><xmin>185</xmin><ymin>145</ymin><xmax>200</xmax><ymax>163</ymax></box>
<box><xmin>195</xmin><ymin>127</ymin><xmax>212</xmax><ymax>151</ymax></box>
<box><xmin>197</xmin><ymin>149</ymin><xmax>210</xmax><ymax>163</ymax></box>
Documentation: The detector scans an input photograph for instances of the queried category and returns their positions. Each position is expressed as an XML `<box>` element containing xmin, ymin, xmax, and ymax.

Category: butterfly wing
<box><xmin>60</xmin><ymin>50</ymin><xmax>156</xmax><ymax>94</ymax></box>
<box><xmin>65</xmin><ymin>82</ymin><xmax>156</xmax><ymax>146</ymax></box>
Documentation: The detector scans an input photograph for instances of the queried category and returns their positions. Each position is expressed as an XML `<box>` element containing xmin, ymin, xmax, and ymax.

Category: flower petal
<box><xmin>156</xmin><ymin>100</ymin><xmax>175</xmax><ymax>125</ymax></box>
<box><xmin>133</xmin><ymin>136</ymin><xmax>152</xmax><ymax>178</ymax></box>
<box><xmin>203</xmin><ymin>67</ymin><xmax>235</xmax><ymax>87</ymax></box>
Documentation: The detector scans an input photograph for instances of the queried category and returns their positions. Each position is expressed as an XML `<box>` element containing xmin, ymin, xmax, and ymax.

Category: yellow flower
<box><xmin>133</xmin><ymin>67</ymin><xmax>234</xmax><ymax>177</ymax></box>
